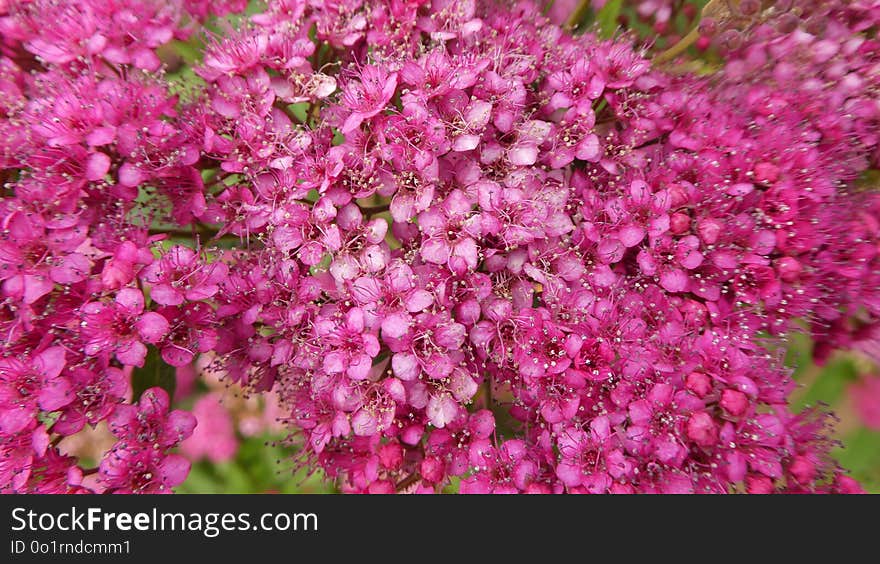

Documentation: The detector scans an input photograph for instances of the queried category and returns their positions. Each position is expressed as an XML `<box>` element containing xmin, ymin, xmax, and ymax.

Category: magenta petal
<box><xmin>426</xmin><ymin>394</ymin><xmax>458</xmax><ymax>428</ymax></box>
<box><xmin>85</xmin><ymin>152</ymin><xmax>111</xmax><ymax>181</ymax></box>
<box><xmin>116</xmin><ymin>287</ymin><xmax>145</xmax><ymax>312</ymax></box>
<box><xmin>118</xmin><ymin>162</ymin><xmax>146</xmax><ymax>187</ymax></box>
<box><xmin>508</xmin><ymin>144</ymin><xmax>538</xmax><ymax>166</ymax></box>
<box><xmin>618</xmin><ymin>225</ymin><xmax>646</xmax><ymax>248</ymax></box>
<box><xmin>49</xmin><ymin>253</ymin><xmax>90</xmax><ymax>284</ymax></box>
<box><xmin>23</xmin><ymin>274</ymin><xmax>54</xmax><ymax>304</ymax></box>
<box><xmin>351</xmin><ymin>409</ymin><xmax>378</xmax><ymax>436</ymax></box>
<box><xmin>149</xmin><ymin>284</ymin><xmax>184</xmax><ymax>306</ymax></box>
<box><xmin>0</xmin><ymin>406</ymin><xmax>34</xmax><ymax>434</ymax></box>
<box><xmin>36</xmin><ymin>347</ymin><xmax>66</xmax><ymax>379</ymax></box>
<box><xmin>453</xmin><ymin>134</ymin><xmax>480</xmax><ymax>152</ymax></box>
<box><xmin>161</xmin><ymin>345</ymin><xmax>194</xmax><ymax>367</ymax></box>
<box><xmin>323</xmin><ymin>351</ymin><xmax>346</xmax><ymax>374</ymax></box>
<box><xmin>420</xmin><ymin>238</ymin><xmax>450</xmax><ymax>264</ymax></box>
<box><xmin>659</xmin><ymin>269</ymin><xmax>689</xmax><ymax>293</ymax></box>
<box><xmin>452</xmin><ymin>238</ymin><xmax>479</xmax><ymax>270</ymax></box>
<box><xmin>346</xmin><ymin>354</ymin><xmax>372</xmax><ymax>380</ymax></box>
<box><xmin>391</xmin><ymin>352</ymin><xmax>419</xmax><ymax>381</ymax></box>
<box><xmin>164</xmin><ymin>410</ymin><xmax>197</xmax><ymax>445</ymax></box>
<box><xmin>576</xmin><ymin>134</ymin><xmax>600</xmax><ymax>161</ymax></box>
<box><xmin>136</xmin><ymin>312</ymin><xmax>170</xmax><ymax>343</ymax></box>
<box><xmin>381</xmin><ymin>313</ymin><xmax>410</xmax><ymax>340</ymax></box>
<box><xmin>555</xmin><ymin>462</ymin><xmax>583</xmax><ymax>488</ymax></box>
<box><xmin>116</xmin><ymin>340</ymin><xmax>147</xmax><ymax>367</ymax></box>
<box><xmin>158</xmin><ymin>454</ymin><xmax>191</xmax><ymax>487</ymax></box>
<box><xmin>86</xmin><ymin>126</ymin><xmax>116</xmax><ymax>146</ymax></box>
<box><xmin>405</xmin><ymin>290</ymin><xmax>433</xmax><ymax>313</ymax></box>
<box><xmin>140</xmin><ymin>387</ymin><xmax>171</xmax><ymax>415</ymax></box>
<box><xmin>38</xmin><ymin>377</ymin><xmax>73</xmax><ymax>411</ymax></box>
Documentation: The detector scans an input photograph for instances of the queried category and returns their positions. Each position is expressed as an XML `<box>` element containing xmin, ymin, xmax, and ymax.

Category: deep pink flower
<box><xmin>53</xmin><ymin>366</ymin><xmax>129</xmax><ymax>436</ymax></box>
<box><xmin>0</xmin><ymin>211</ymin><xmax>89</xmax><ymax>304</ymax></box>
<box><xmin>339</xmin><ymin>65</ymin><xmax>398</xmax><ymax>133</ymax></box>
<box><xmin>140</xmin><ymin>246</ymin><xmax>228</xmax><ymax>306</ymax></box>
<box><xmin>0</xmin><ymin>347</ymin><xmax>71</xmax><ymax>434</ymax></box>
<box><xmin>81</xmin><ymin>288</ymin><xmax>169</xmax><ymax>366</ymax></box>
<box><xmin>99</xmin><ymin>447</ymin><xmax>191</xmax><ymax>494</ymax></box>
<box><xmin>108</xmin><ymin>387</ymin><xmax>196</xmax><ymax>450</ymax></box>
<box><xmin>314</xmin><ymin>307</ymin><xmax>381</xmax><ymax>381</ymax></box>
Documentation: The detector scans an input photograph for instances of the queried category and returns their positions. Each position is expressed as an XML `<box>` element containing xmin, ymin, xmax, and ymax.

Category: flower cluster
<box><xmin>0</xmin><ymin>0</ymin><xmax>211</xmax><ymax>493</ymax></box>
<box><xmin>1</xmin><ymin>0</ymin><xmax>878</xmax><ymax>494</ymax></box>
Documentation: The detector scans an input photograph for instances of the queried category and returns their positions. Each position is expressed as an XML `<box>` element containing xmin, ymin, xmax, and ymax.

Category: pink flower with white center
<box><xmin>0</xmin><ymin>347</ymin><xmax>71</xmax><ymax>434</ymax></box>
<box><xmin>592</xmin><ymin>42</ymin><xmax>651</xmax><ymax>89</ymax></box>
<box><xmin>475</xmin><ymin>180</ymin><xmax>568</xmax><ymax>248</ymax></box>
<box><xmin>637</xmin><ymin>234</ymin><xmax>704</xmax><ymax>293</ymax></box>
<box><xmin>199</xmin><ymin>28</ymin><xmax>270</xmax><ymax>81</ymax></box>
<box><xmin>108</xmin><ymin>387</ymin><xmax>196</xmax><ymax>450</ymax></box>
<box><xmin>0</xmin><ymin>211</ymin><xmax>89</xmax><ymax>304</ymax></box>
<box><xmin>80</xmin><ymin>287</ymin><xmax>170</xmax><ymax>367</ymax></box>
<box><xmin>545</xmin><ymin>108</ymin><xmax>602</xmax><ymax>168</ymax></box>
<box><xmin>53</xmin><ymin>366</ymin><xmax>129</xmax><ymax>436</ymax></box>
<box><xmin>329</xmin><ymin>204</ymin><xmax>390</xmax><ymax>281</ymax></box>
<box><xmin>418</xmin><ymin>189</ymin><xmax>481</xmax><ymax>275</ymax></box>
<box><xmin>270</xmin><ymin>201</ymin><xmax>342</xmax><ymax>265</ymax></box>
<box><xmin>2</xmin><ymin>0</ymin><xmax>878</xmax><ymax>495</ymax></box>
<box><xmin>555</xmin><ymin>417</ymin><xmax>621</xmax><ymax>493</ymax></box>
<box><xmin>513</xmin><ymin>309</ymin><xmax>576</xmax><ymax>379</ymax></box>
<box><xmin>139</xmin><ymin>246</ymin><xmax>228</xmax><ymax>306</ymax></box>
<box><xmin>377</xmin><ymin>101</ymin><xmax>449</xmax><ymax>172</ymax></box>
<box><xmin>625</xmin><ymin>383</ymin><xmax>690</xmax><ymax>466</ymax></box>
<box><xmin>461</xmin><ymin>439</ymin><xmax>542</xmax><ymax>494</ymax></box>
<box><xmin>154</xmin><ymin>303</ymin><xmax>218</xmax><ymax>367</ymax></box>
<box><xmin>98</xmin><ymin>447</ymin><xmax>191</xmax><ymax>494</ymax></box>
<box><xmin>0</xmin><ymin>423</ymin><xmax>49</xmax><ymax>492</ymax></box>
<box><xmin>314</xmin><ymin>307</ymin><xmax>381</xmax><ymax>381</ymax></box>
<box><xmin>100</xmin><ymin>241</ymin><xmax>154</xmax><ymax>290</ymax></box>
<box><xmin>349</xmin><ymin>261</ymin><xmax>436</xmax><ymax>327</ymax></box>
<box><xmin>339</xmin><ymin>65</ymin><xmax>398</xmax><ymax>134</ymax></box>
<box><xmin>23</xmin><ymin>449</ymin><xmax>87</xmax><ymax>494</ymax></box>
<box><xmin>605</xmin><ymin>180</ymin><xmax>672</xmax><ymax>248</ymax></box>
<box><xmin>545</xmin><ymin>58</ymin><xmax>605</xmax><ymax>114</ymax></box>
<box><xmin>399</xmin><ymin>49</ymin><xmax>487</xmax><ymax>100</ymax></box>
<box><xmin>383</xmin><ymin>311</ymin><xmax>466</xmax><ymax>382</ymax></box>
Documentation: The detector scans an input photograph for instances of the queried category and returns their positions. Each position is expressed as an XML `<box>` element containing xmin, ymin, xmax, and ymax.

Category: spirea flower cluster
<box><xmin>1</xmin><ymin>0</ymin><xmax>879</xmax><ymax>494</ymax></box>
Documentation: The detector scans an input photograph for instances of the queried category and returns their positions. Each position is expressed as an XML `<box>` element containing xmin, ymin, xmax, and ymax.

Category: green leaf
<box><xmin>834</xmin><ymin>428</ymin><xmax>880</xmax><ymax>493</ymax></box>
<box><xmin>597</xmin><ymin>0</ymin><xmax>623</xmax><ymax>38</ymax></box>
<box><xmin>783</xmin><ymin>331</ymin><xmax>814</xmax><ymax>381</ymax></box>
<box><xmin>856</xmin><ymin>169</ymin><xmax>880</xmax><ymax>191</ymax></box>
<box><xmin>793</xmin><ymin>356</ymin><xmax>859</xmax><ymax>411</ymax></box>
<box><xmin>288</xmin><ymin>103</ymin><xmax>309</xmax><ymax>123</ymax></box>
<box><xmin>131</xmin><ymin>347</ymin><xmax>178</xmax><ymax>402</ymax></box>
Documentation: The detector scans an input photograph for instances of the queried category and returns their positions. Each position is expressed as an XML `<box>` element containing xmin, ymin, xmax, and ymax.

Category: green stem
<box><xmin>565</xmin><ymin>0</ymin><xmax>592</xmax><ymax>30</ymax></box>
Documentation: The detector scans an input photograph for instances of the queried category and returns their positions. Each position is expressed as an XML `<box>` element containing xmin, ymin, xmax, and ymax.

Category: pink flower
<box><xmin>339</xmin><ymin>65</ymin><xmax>398</xmax><ymax>133</ymax></box>
<box><xmin>53</xmin><ymin>366</ymin><xmax>129</xmax><ymax>436</ymax></box>
<box><xmin>108</xmin><ymin>387</ymin><xmax>196</xmax><ymax>450</ymax></box>
<box><xmin>81</xmin><ymin>288</ymin><xmax>169</xmax><ymax>366</ymax></box>
<box><xmin>140</xmin><ymin>246</ymin><xmax>228</xmax><ymax>306</ymax></box>
<box><xmin>98</xmin><ymin>448</ymin><xmax>191</xmax><ymax>494</ymax></box>
<box><xmin>180</xmin><ymin>393</ymin><xmax>238</xmax><ymax>463</ymax></box>
<box><xmin>0</xmin><ymin>211</ymin><xmax>89</xmax><ymax>304</ymax></box>
<box><xmin>314</xmin><ymin>307</ymin><xmax>381</xmax><ymax>381</ymax></box>
<box><xmin>0</xmin><ymin>347</ymin><xmax>71</xmax><ymax>434</ymax></box>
